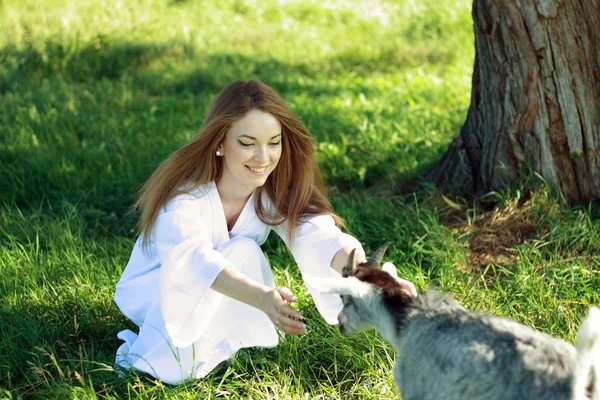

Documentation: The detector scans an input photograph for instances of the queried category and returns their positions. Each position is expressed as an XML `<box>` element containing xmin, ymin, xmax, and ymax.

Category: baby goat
<box><xmin>307</xmin><ymin>244</ymin><xmax>599</xmax><ymax>400</ymax></box>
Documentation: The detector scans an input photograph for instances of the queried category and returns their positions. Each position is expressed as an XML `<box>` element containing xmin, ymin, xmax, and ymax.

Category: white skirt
<box><xmin>115</xmin><ymin>237</ymin><xmax>278</xmax><ymax>384</ymax></box>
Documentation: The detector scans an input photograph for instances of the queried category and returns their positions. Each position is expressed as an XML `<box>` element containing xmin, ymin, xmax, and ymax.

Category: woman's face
<box><xmin>217</xmin><ymin>109</ymin><xmax>283</xmax><ymax>198</ymax></box>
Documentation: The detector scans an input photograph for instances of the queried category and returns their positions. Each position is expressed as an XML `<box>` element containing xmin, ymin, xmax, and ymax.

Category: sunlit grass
<box><xmin>1</xmin><ymin>0</ymin><xmax>598</xmax><ymax>398</ymax></box>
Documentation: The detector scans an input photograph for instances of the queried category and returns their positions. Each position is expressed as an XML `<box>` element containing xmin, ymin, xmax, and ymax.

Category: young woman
<box><xmin>114</xmin><ymin>79</ymin><xmax>416</xmax><ymax>384</ymax></box>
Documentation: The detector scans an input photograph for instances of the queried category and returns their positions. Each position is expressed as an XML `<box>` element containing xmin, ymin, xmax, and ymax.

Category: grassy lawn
<box><xmin>1</xmin><ymin>0</ymin><xmax>598</xmax><ymax>398</ymax></box>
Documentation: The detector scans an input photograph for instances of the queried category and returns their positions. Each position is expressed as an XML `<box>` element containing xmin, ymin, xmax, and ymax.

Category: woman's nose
<box><xmin>254</xmin><ymin>146</ymin><xmax>269</xmax><ymax>161</ymax></box>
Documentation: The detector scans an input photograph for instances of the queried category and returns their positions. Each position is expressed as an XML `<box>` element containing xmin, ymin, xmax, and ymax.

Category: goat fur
<box><xmin>306</xmin><ymin>245</ymin><xmax>599</xmax><ymax>400</ymax></box>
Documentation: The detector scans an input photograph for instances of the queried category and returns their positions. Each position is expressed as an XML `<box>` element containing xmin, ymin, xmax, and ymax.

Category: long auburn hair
<box><xmin>135</xmin><ymin>79</ymin><xmax>345</xmax><ymax>249</ymax></box>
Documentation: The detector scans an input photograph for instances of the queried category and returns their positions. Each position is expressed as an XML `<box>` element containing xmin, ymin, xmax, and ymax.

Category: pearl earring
<box><xmin>216</xmin><ymin>150</ymin><xmax>222</xmax><ymax>156</ymax></box>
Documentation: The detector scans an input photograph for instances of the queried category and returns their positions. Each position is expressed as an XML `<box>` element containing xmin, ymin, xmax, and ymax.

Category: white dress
<box><xmin>114</xmin><ymin>182</ymin><xmax>364</xmax><ymax>384</ymax></box>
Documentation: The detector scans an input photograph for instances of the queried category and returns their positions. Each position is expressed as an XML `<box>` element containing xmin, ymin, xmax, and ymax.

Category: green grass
<box><xmin>1</xmin><ymin>0</ymin><xmax>598</xmax><ymax>398</ymax></box>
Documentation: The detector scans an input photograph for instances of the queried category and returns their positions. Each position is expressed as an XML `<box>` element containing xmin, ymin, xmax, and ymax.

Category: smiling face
<box><xmin>217</xmin><ymin>109</ymin><xmax>283</xmax><ymax>198</ymax></box>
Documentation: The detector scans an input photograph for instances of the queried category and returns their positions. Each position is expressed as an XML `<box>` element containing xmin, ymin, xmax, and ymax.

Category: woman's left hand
<box><xmin>260</xmin><ymin>287</ymin><xmax>307</xmax><ymax>335</ymax></box>
<box><xmin>382</xmin><ymin>261</ymin><xmax>418</xmax><ymax>298</ymax></box>
<box><xmin>396</xmin><ymin>276</ymin><xmax>418</xmax><ymax>298</ymax></box>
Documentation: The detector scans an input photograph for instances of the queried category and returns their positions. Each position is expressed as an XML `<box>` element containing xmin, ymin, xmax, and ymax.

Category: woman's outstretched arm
<box><xmin>211</xmin><ymin>266</ymin><xmax>307</xmax><ymax>335</ymax></box>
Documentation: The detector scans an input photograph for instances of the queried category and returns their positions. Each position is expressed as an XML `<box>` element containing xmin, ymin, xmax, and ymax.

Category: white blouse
<box><xmin>115</xmin><ymin>182</ymin><xmax>365</xmax><ymax>349</ymax></box>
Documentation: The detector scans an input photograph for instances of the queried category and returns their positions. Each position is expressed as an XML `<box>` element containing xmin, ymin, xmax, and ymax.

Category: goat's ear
<box><xmin>365</xmin><ymin>242</ymin><xmax>390</xmax><ymax>268</ymax></box>
<box><xmin>587</xmin><ymin>366</ymin><xmax>595</xmax><ymax>400</ymax></box>
<box><xmin>304</xmin><ymin>277</ymin><xmax>367</xmax><ymax>297</ymax></box>
<box><xmin>342</xmin><ymin>248</ymin><xmax>358</xmax><ymax>277</ymax></box>
<box><xmin>573</xmin><ymin>306</ymin><xmax>600</xmax><ymax>400</ymax></box>
<box><xmin>588</xmin><ymin>306</ymin><xmax>600</xmax><ymax>322</ymax></box>
<box><xmin>381</xmin><ymin>262</ymin><xmax>399</xmax><ymax>278</ymax></box>
<box><xmin>577</xmin><ymin>307</ymin><xmax>600</xmax><ymax>352</ymax></box>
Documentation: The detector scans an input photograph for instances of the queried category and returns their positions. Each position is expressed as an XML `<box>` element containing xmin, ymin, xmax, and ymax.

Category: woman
<box><xmin>114</xmin><ymin>79</ymin><xmax>416</xmax><ymax>384</ymax></box>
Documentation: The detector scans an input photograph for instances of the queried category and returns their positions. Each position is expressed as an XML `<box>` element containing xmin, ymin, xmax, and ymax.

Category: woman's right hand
<box><xmin>260</xmin><ymin>287</ymin><xmax>306</xmax><ymax>335</ymax></box>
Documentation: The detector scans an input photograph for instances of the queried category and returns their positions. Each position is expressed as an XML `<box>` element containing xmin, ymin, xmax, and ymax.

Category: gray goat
<box><xmin>307</xmin><ymin>244</ymin><xmax>599</xmax><ymax>400</ymax></box>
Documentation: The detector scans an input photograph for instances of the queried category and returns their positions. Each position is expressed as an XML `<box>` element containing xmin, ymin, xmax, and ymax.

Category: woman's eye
<box><xmin>269</xmin><ymin>141</ymin><xmax>281</xmax><ymax>146</ymax></box>
<box><xmin>238</xmin><ymin>141</ymin><xmax>253</xmax><ymax>147</ymax></box>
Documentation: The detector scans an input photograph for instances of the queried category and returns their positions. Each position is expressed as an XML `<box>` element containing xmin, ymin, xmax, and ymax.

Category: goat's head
<box><xmin>307</xmin><ymin>243</ymin><xmax>410</xmax><ymax>336</ymax></box>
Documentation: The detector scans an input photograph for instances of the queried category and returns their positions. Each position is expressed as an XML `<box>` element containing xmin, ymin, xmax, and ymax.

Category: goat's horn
<box><xmin>367</xmin><ymin>242</ymin><xmax>390</xmax><ymax>267</ymax></box>
<box><xmin>349</xmin><ymin>248</ymin><xmax>357</xmax><ymax>270</ymax></box>
<box><xmin>342</xmin><ymin>248</ymin><xmax>358</xmax><ymax>277</ymax></box>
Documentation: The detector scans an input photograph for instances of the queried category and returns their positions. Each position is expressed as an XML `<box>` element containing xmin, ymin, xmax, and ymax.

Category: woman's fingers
<box><xmin>276</xmin><ymin>287</ymin><xmax>297</xmax><ymax>302</ymax></box>
<box><xmin>269</xmin><ymin>288</ymin><xmax>305</xmax><ymax>334</ymax></box>
<box><xmin>397</xmin><ymin>278</ymin><xmax>418</xmax><ymax>298</ymax></box>
<box><xmin>278</xmin><ymin>302</ymin><xmax>303</xmax><ymax>320</ymax></box>
<box><xmin>270</xmin><ymin>306</ymin><xmax>306</xmax><ymax>334</ymax></box>
<box><xmin>274</xmin><ymin>313</ymin><xmax>307</xmax><ymax>334</ymax></box>
<box><xmin>274</xmin><ymin>287</ymin><xmax>303</xmax><ymax>319</ymax></box>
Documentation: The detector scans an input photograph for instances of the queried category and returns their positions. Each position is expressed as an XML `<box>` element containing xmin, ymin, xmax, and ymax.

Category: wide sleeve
<box><xmin>154</xmin><ymin>196</ymin><xmax>232</xmax><ymax>347</ymax></box>
<box><xmin>276</xmin><ymin>215</ymin><xmax>365</xmax><ymax>325</ymax></box>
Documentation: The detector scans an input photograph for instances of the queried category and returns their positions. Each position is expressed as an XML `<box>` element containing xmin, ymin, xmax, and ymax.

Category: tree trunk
<box><xmin>427</xmin><ymin>0</ymin><xmax>600</xmax><ymax>202</ymax></box>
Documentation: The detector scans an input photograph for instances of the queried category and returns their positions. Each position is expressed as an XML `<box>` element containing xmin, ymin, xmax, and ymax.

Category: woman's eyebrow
<box><xmin>238</xmin><ymin>134</ymin><xmax>282</xmax><ymax>140</ymax></box>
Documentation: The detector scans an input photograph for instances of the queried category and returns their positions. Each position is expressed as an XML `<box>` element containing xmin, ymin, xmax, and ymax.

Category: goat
<box><xmin>306</xmin><ymin>244</ymin><xmax>599</xmax><ymax>400</ymax></box>
<box><xmin>573</xmin><ymin>306</ymin><xmax>600</xmax><ymax>400</ymax></box>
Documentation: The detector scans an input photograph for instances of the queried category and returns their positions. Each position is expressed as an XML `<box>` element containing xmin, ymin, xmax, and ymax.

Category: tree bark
<box><xmin>427</xmin><ymin>0</ymin><xmax>600</xmax><ymax>202</ymax></box>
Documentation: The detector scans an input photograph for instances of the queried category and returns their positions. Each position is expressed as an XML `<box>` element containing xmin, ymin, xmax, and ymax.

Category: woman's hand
<box><xmin>381</xmin><ymin>262</ymin><xmax>418</xmax><ymax>298</ymax></box>
<box><xmin>396</xmin><ymin>277</ymin><xmax>418</xmax><ymax>298</ymax></box>
<box><xmin>260</xmin><ymin>287</ymin><xmax>306</xmax><ymax>335</ymax></box>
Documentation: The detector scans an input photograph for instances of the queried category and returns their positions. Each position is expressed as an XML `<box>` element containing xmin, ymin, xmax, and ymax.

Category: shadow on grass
<box><xmin>1</xmin><ymin>39</ymin><xmax>217</xmax><ymax>94</ymax></box>
<box><xmin>1</xmin><ymin>35</ymin><xmax>458</xmax><ymax>234</ymax></box>
<box><xmin>0</xmin><ymin>304</ymin><xmax>129</xmax><ymax>394</ymax></box>
<box><xmin>0</xmin><ymin>301</ymin><xmax>383</xmax><ymax>396</ymax></box>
